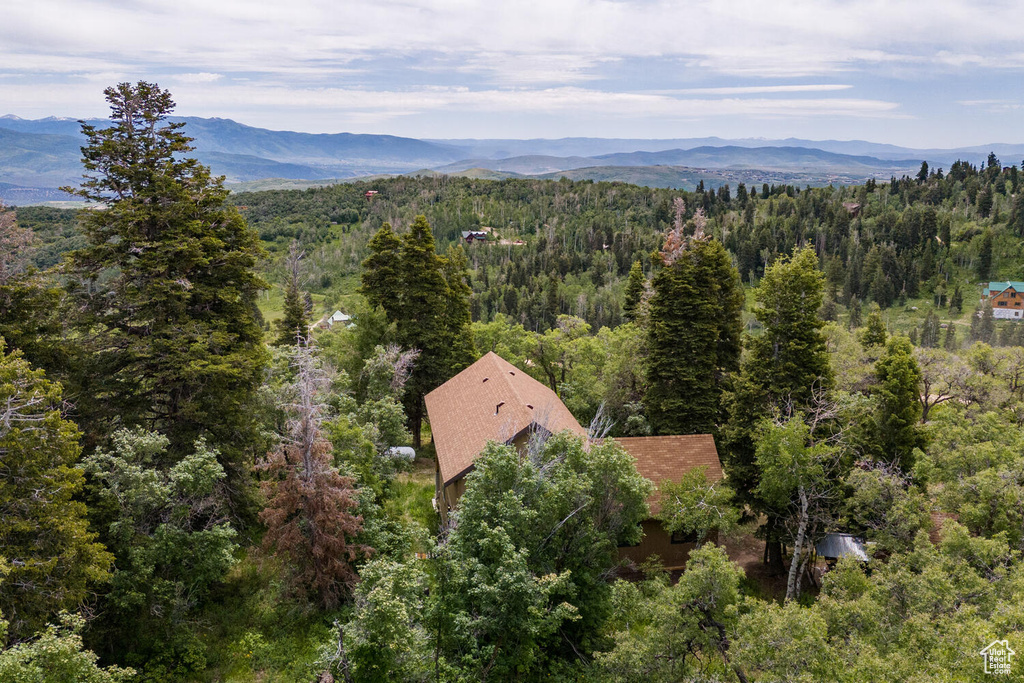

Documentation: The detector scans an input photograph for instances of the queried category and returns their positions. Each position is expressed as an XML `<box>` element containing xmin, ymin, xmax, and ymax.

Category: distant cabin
<box><xmin>316</xmin><ymin>310</ymin><xmax>351</xmax><ymax>330</ymax></box>
<box><xmin>424</xmin><ymin>351</ymin><xmax>725</xmax><ymax>569</ymax></box>
<box><xmin>983</xmin><ymin>281</ymin><xmax>1024</xmax><ymax>320</ymax></box>
<box><xmin>461</xmin><ymin>230</ymin><xmax>488</xmax><ymax>243</ymax></box>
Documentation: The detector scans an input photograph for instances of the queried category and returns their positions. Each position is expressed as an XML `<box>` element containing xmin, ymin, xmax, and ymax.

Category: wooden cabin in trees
<box><xmin>983</xmin><ymin>281</ymin><xmax>1024</xmax><ymax>320</ymax></box>
<box><xmin>424</xmin><ymin>351</ymin><xmax>725</xmax><ymax>568</ymax></box>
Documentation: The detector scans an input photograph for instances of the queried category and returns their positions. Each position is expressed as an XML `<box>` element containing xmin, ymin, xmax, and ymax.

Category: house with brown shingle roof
<box><xmin>611</xmin><ymin>435</ymin><xmax>723</xmax><ymax>568</ymax></box>
<box><xmin>425</xmin><ymin>352</ymin><xmax>725</xmax><ymax>568</ymax></box>
<box><xmin>425</xmin><ymin>352</ymin><xmax>587</xmax><ymax>525</ymax></box>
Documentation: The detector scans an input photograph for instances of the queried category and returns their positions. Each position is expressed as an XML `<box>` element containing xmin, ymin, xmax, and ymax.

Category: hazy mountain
<box><xmin>2</xmin><ymin>113</ymin><xmax>1022</xmax><ymax>205</ymax></box>
<box><xmin>433</xmin><ymin>136</ymin><xmax>1024</xmax><ymax>168</ymax></box>
<box><xmin>437</xmin><ymin>147</ymin><xmax>922</xmax><ymax>177</ymax></box>
<box><xmin>0</xmin><ymin>115</ymin><xmax>467</xmax><ymax>200</ymax></box>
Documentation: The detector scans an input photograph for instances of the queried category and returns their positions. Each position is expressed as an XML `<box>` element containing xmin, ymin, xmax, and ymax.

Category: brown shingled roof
<box><xmin>425</xmin><ymin>352</ymin><xmax>587</xmax><ymax>485</ymax></box>
<box><xmin>610</xmin><ymin>435</ymin><xmax>723</xmax><ymax>514</ymax></box>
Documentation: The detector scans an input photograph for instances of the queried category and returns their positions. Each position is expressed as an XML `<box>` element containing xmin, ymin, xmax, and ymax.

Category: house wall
<box><xmin>989</xmin><ymin>287</ymin><xmax>1024</xmax><ymax>319</ymax></box>
<box><xmin>437</xmin><ymin>475</ymin><xmax>468</xmax><ymax>526</ymax></box>
<box><xmin>617</xmin><ymin>519</ymin><xmax>711</xmax><ymax>569</ymax></box>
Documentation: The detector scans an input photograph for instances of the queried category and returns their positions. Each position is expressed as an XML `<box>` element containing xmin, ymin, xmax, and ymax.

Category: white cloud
<box><xmin>0</xmin><ymin>0</ymin><xmax>1020</xmax><ymax>143</ymax></box>
<box><xmin>172</xmin><ymin>72</ymin><xmax>224</xmax><ymax>83</ymax></box>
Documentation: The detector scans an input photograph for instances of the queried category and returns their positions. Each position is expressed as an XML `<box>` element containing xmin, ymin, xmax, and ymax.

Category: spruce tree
<box><xmin>722</xmin><ymin>247</ymin><xmax>832</xmax><ymax>573</ymax></box>
<box><xmin>872</xmin><ymin>336</ymin><xmax>926</xmax><ymax>472</ymax></box>
<box><xmin>274</xmin><ymin>240</ymin><xmax>309</xmax><ymax>346</ymax></box>
<box><xmin>979</xmin><ymin>304</ymin><xmax>996</xmax><ymax>344</ymax></box>
<box><xmin>440</xmin><ymin>244</ymin><xmax>477</xmax><ymax>374</ymax></box>
<box><xmin>848</xmin><ymin>296</ymin><xmax>863</xmax><ymax>329</ymax></box>
<box><xmin>0</xmin><ymin>206</ymin><xmax>65</xmax><ymax>375</ymax></box>
<box><xmin>944</xmin><ymin>323</ymin><xmax>959</xmax><ymax>351</ymax></box>
<box><xmin>644</xmin><ymin>234</ymin><xmax>742</xmax><ymax>436</ymax></box>
<box><xmin>861</xmin><ymin>308</ymin><xmax>888</xmax><ymax>348</ymax></box>
<box><xmin>977</xmin><ymin>231</ymin><xmax>993</xmax><ymax>280</ymax></box>
<box><xmin>360</xmin><ymin>222</ymin><xmax>403</xmax><ymax>320</ymax></box>
<box><xmin>920</xmin><ymin>309</ymin><xmax>940</xmax><ymax>348</ymax></box>
<box><xmin>949</xmin><ymin>285</ymin><xmax>963</xmax><ymax>314</ymax></box>
<box><xmin>363</xmin><ymin>216</ymin><xmax>475</xmax><ymax>447</ymax></box>
<box><xmin>63</xmin><ymin>82</ymin><xmax>267</xmax><ymax>495</ymax></box>
<box><xmin>741</xmin><ymin>247</ymin><xmax>832</xmax><ymax>404</ymax></box>
<box><xmin>623</xmin><ymin>260</ymin><xmax>646</xmax><ymax>321</ymax></box>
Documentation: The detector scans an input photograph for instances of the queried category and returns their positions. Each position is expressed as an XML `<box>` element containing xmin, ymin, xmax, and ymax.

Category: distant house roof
<box><xmin>984</xmin><ymin>281</ymin><xmax>1024</xmax><ymax>297</ymax></box>
<box><xmin>816</xmin><ymin>533</ymin><xmax>869</xmax><ymax>561</ymax></box>
<box><xmin>610</xmin><ymin>435</ymin><xmax>723</xmax><ymax>514</ymax></box>
<box><xmin>425</xmin><ymin>352</ymin><xmax>587</xmax><ymax>485</ymax></box>
<box><xmin>461</xmin><ymin>230</ymin><xmax>488</xmax><ymax>240</ymax></box>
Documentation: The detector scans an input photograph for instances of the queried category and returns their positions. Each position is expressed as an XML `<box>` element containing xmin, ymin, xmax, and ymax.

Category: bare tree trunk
<box><xmin>785</xmin><ymin>486</ymin><xmax>809</xmax><ymax>602</ymax></box>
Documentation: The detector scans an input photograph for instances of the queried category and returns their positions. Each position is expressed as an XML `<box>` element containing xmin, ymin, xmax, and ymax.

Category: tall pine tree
<box><xmin>722</xmin><ymin>246</ymin><xmax>832</xmax><ymax>574</ymax></box>
<box><xmin>62</xmin><ymin>82</ymin><xmax>268</xmax><ymax>497</ymax></box>
<box><xmin>622</xmin><ymin>260</ymin><xmax>646</xmax><ymax>321</ymax></box>
<box><xmin>644</xmin><ymin>234</ymin><xmax>742</xmax><ymax>436</ymax></box>
<box><xmin>362</xmin><ymin>216</ymin><xmax>474</xmax><ymax>446</ymax></box>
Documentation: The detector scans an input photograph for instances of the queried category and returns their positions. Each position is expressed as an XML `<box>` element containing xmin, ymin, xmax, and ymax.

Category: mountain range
<box><xmin>1</xmin><ymin>114</ymin><xmax>1022</xmax><ymax>205</ymax></box>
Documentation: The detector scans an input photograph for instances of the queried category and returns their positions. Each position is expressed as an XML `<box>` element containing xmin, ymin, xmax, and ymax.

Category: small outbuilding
<box><xmin>815</xmin><ymin>533</ymin><xmax>869</xmax><ymax>562</ymax></box>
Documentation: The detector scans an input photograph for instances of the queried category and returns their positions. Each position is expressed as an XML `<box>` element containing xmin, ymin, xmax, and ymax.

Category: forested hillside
<box><xmin>227</xmin><ymin>154</ymin><xmax>1024</xmax><ymax>336</ymax></box>
<box><xmin>2</xmin><ymin>83</ymin><xmax>1023</xmax><ymax>682</ymax></box>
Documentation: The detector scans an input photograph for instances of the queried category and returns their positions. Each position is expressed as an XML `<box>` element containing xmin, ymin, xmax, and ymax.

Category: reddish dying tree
<box><xmin>259</xmin><ymin>339</ymin><xmax>369</xmax><ymax>608</ymax></box>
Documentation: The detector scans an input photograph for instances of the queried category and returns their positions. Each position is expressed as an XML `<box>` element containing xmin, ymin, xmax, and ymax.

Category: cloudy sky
<box><xmin>3</xmin><ymin>0</ymin><xmax>1023</xmax><ymax>146</ymax></box>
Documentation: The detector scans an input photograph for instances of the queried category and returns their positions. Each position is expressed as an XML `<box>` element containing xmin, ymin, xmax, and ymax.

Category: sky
<box><xmin>2</xmin><ymin>0</ymin><xmax>1023</xmax><ymax>147</ymax></box>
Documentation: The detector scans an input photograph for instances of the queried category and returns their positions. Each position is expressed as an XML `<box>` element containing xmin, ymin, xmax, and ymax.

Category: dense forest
<box><xmin>1</xmin><ymin>82</ymin><xmax>1023</xmax><ymax>682</ymax></box>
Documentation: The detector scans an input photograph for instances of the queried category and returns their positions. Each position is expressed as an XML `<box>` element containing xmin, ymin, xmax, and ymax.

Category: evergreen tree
<box><xmin>440</xmin><ymin>244</ymin><xmax>476</xmax><ymax>374</ymax></box>
<box><xmin>977</xmin><ymin>230</ymin><xmax>994</xmax><ymax>281</ymax></box>
<box><xmin>360</xmin><ymin>222</ymin><xmax>403</xmax><ymax>320</ymax></box>
<box><xmin>949</xmin><ymin>285</ymin><xmax>963</xmax><ymax>314</ymax></box>
<box><xmin>63</xmin><ymin>82</ymin><xmax>267</xmax><ymax>492</ymax></box>
<box><xmin>0</xmin><ymin>343</ymin><xmax>113</xmax><ymax>642</ymax></box>
<box><xmin>742</xmin><ymin>247</ymin><xmax>832</xmax><ymax>405</ymax></box>
<box><xmin>871</xmin><ymin>336</ymin><xmax>927</xmax><ymax>472</ymax></box>
<box><xmin>920</xmin><ymin>309</ymin><xmax>940</xmax><ymax>348</ymax></box>
<box><xmin>861</xmin><ymin>308</ymin><xmax>888</xmax><ymax>348</ymax></box>
<box><xmin>362</xmin><ymin>216</ymin><xmax>476</xmax><ymax>447</ymax></box>
<box><xmin>259</xmin><ymin>341</ymin><xmax>368</xmax><ymax>609</ymax></box>
<box><xmin>848</xmin><ymin>296</ymin><xmax>863</xmax><ymax>329</ymax></box>
<box><xmin>978</xmin><ymin>304</ymin><xmax>996</xmax><ymax>344</ymax></box>
<box><xmin>969</xmin><ymin>304</ymin><xmax>996</xmax><ymax>345</ymax></box>
<box><xmin>722</xmin><ymin>247</ymin><xmax>832</xmax><ymax>574</ymax></box>
<box><xmin>645</xmin><ymin>233</ymin><xmax>742</xmax><ymax>436</ymax></box>
<box><xmin>944</xmin><ymin>323</ymin><xmax>959</xmax><ymax>351</ymax></box>
<box><xmin>622</xmin><ymin>259</ymin><xmax>646</xmax><ymax>321</ymax></box>
<box><xmin>0</xmin><ymin>206</ymin><xmax>65</xmax><ymax>375</ymax></box>
<box><xmin>273</xmin><ymin>240</ymin><xmax>309</xmax><ymax>346</ymax></box>
<box><xmin>544</xmin><ymin>272</ymin><xmax>560</xmax><ymax>326</ymax></box>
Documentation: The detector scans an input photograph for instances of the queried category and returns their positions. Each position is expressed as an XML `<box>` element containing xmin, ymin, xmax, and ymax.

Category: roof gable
<box><xmin>986</xmin><ymin>281</ymin><xmax>1024</xmax><ymax>296</ymax></box>
<box><xmin>425</xmin><ymin>352</ymin><xmax>586</xmax><ymax>484</ymax></box>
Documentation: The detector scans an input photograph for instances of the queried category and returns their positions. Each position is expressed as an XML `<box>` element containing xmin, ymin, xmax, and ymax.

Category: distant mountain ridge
<box><xmin>1</xmin><ymin>113</ymin><xmax>1022</xmax><ymax>205</ymax></box>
